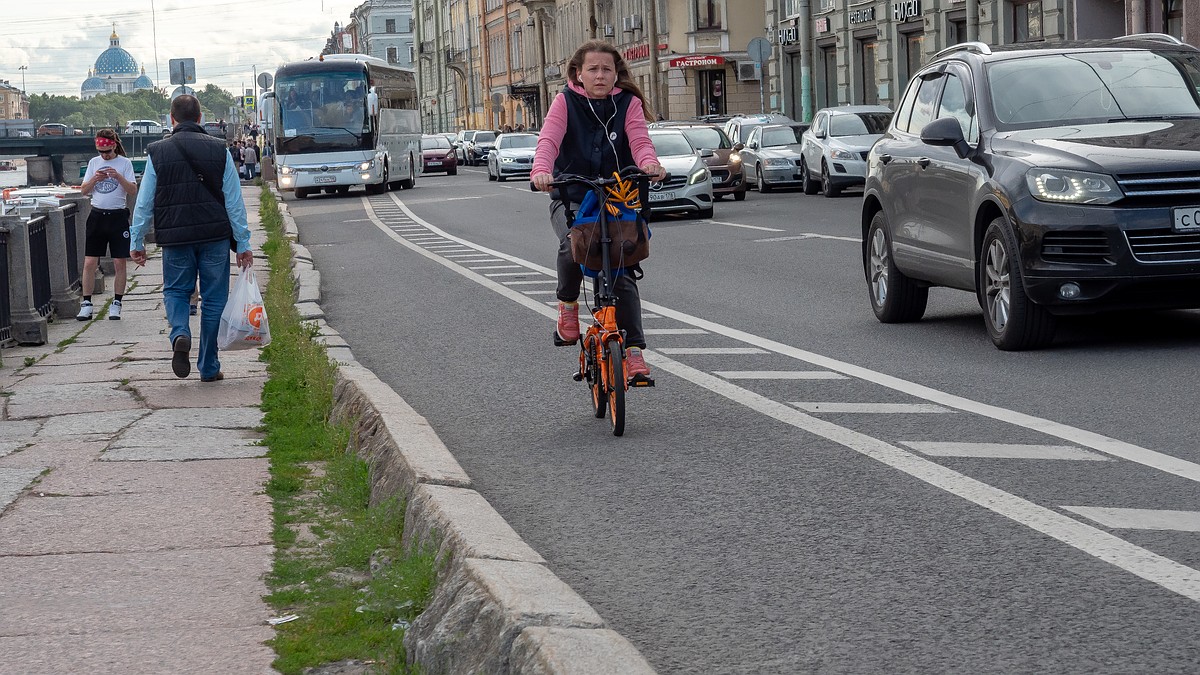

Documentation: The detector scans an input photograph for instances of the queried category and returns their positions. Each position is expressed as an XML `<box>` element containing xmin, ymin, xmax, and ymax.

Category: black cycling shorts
<box><xmin>84</xmin><ymin>207</ymin><xmax>131</xmax><ymax>259</ymax></box>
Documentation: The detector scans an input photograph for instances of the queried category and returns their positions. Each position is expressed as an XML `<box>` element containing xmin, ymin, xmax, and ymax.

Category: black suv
<box><xmin>862</xmin><ymin>34</ymin><xmax>1200</xmax><ymax>350</ymax></box>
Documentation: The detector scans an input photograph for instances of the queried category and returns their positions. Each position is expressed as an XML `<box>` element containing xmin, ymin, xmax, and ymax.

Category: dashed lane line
<box><xmin>716</xmin><ymin>370</ymin><xmax>848</xmax><ymax>380</ymax></box>
<box><xmin>710</xmin><ymin>220</ymin><xmax>786</xmax><ymax>232</ymax></box>
<box><xmin>902</xmin><ymin>442</ymin><xmax>1111</xmax><ymax>462</ymax></box>
<box><xmin>790</xmin><ymin>402</ymin><xmax>954</xmax><ymax>414</ymax></box>
<box><xmin>1062</xmin><ymin>507</ymin><xmax>1200</xmax><ymax>532</ymax></box>
<box><xmin>755</xmin><ymin>233</ymin><xmax>861</xmax><ymax>243</ymax></box>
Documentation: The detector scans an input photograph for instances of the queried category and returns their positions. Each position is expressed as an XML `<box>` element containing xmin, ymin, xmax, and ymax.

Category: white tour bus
<box><xmin>270</xmin><ymin>54</ymin><xmax>421</xmax><ymax>198</ymax></box>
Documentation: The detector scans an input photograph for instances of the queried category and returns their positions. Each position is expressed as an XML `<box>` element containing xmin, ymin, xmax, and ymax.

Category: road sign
<box><xmin>747</xmin><ymin>37</ymin><xmax>772</xmax><ymax>64</ymax></box>
<box><xmin>257</xmin><ymin>72</ymin><xmax>273</xmax><ymax>90</ymax></box>
<box><xmin>169</xmin><ymin>58</ymin><xmax>196</xmax><ymax>86</ymax></box>
<box><xmin>243</xmin><ymin>95</ymin><xmax>256</xmax><ymax>110</ymax></box>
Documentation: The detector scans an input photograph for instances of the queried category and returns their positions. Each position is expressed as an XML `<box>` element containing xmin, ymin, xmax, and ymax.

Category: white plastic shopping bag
<box><xmin>218</xmin><ymin>267</ymin><xmax>271</xmax><ymax>351</ymax></box>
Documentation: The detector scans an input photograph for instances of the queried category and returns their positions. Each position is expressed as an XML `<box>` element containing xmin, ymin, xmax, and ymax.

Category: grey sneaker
<box><xmin>76</xmin><ymin>301</ymin><xmax>93</xmax><ymax>321</ymax></box>
<box><xmin>108</xmin><ymin>299</ymin><xmax>122</xmax><ymax>320</ymax></box>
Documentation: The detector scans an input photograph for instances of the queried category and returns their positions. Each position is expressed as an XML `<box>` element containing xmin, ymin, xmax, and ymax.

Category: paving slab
<box><xmin>0</xmin><ymin>545</ymin><xmax>273</xmax><ymax>634</ymax></box>
<box><xmin>32</xmin><ymin>345</ymin><xmax>129</xmax><ymax>368</ymax></box>
<box><xmin>0</xmin><ymin>442</ymin><xmax>24</xmax><ymax>459</ymax></box>
<box><xmin>34</xmin><ymin>458</ymin><xmax>268</xmax><ymax>497</ymax></box>
<box><xmin>0</xmin><ymin>441</ymin><xmax>105</xmax><ymax>471</ymax></box>
<box><xmin>0</xmin><ymin>422</ymin><xmax>41</xmax><ymax>441</ymax></box>
<box><xmin>34</xmin><ymin>410</ymin><xmax>147</xmax><ymax>438</ymax></box>
<box><xmin>132</xmin><ymin>407</ymin><xmax>264</xmax><ymax>429</ymax></box>
<box><xmin>102</xmin><ymin>442</ymin><xmax>267</xmax><ymax>462</ymax></box>
<box><xmin>16</xmin><ymin>366</ymin><xmax>132</xmax><ymax>386</ymax></box>
<box><xmin>0</xmin><ymin>626</ymin><xmax>275</xmax><ymax>675</ymax></box>
<box><xmin>109</xmin><ymin>426</ymin><xmax>262</xmax><ymax>451</ymax></box>
<box><xmin>0</xmin><ymin>468</ymin><xmax>43</xmax><ymax>514</ymax></box>
<box><xmin>0</xmin><ymin>490</ymin><xmax>272</xmax><ymax>555</ymax></box>
<box><xmin>110</xmin><ymin>361</ymin><xmax>268</xmax><ymax>381</ymax></box>
<box><xmin>6</xmin><ymin>384</ymin><xmax>143</xmax><ymax>420</ymax></box>
<box><xmin>131</xmin><ymin>377</ymin><xmax>266</xmax><ymax>409</ymax></box>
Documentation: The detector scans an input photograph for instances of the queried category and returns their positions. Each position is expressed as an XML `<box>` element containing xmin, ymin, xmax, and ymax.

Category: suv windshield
<box><xmin>761</xmin><ymin>126</ymin><xmax>805</xmax><ymax>146</ymax></box>
<box><xmin>474</xmin><ymin>132</ymin><xmax>496</xmax><ymax>143</ymax></box>
<box><xmin>830</xmin><ymin>113</ymin><xmax>892</xmax><ymax>136</ymax></box>
<box><xmin>988</xmin><ymin>50</ymin><xmax>1200</xmax><ymax>130</ymax></box>
<box><xmin>678</xmin><ymin>127</ymin><xmax>731</xmax><ymax>149</ymax></box>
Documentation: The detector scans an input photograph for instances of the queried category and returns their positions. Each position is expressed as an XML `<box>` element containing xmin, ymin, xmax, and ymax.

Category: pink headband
<box><xmin>95</xmin><ymin>137</ymin><xmax>117</xmax><ymax>148</ymax></box>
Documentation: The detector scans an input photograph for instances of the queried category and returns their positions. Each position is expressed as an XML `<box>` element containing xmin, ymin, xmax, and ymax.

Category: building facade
<box><xmin>350</xmin><ymin>0</ymin><xmax>416</xmax><ymax>67</ymax></box>
<box><xmin>0</xmin><ymin>80</ymin><xmax>30</xmax><ymax>119</ymax></box>
<box><xmin>80</xmin><ymin>28</ymin><xmax>155</xmax><ymax>99</ymax></box>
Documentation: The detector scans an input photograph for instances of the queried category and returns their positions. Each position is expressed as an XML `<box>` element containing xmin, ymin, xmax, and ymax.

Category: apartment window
<box><xmin>1012</xmin><ymin>0</ymin><xmax>1042</xmax><ymax>42</ymax></box>
<box><xmin>386</xmin><ymin>18</ymin><xmax>396</xmax><ymax>33</ymax></box>
<box><xmin>1165</xmin><ymin>0</ymin><xmax>1183</xmax><ymax>38</ymax></box>
<box><xmin>857</xmin><ymin>37</ymin><xmax>879</xmax><ymax>104</ymax></box>
<box><xmin>387</xmin><ymin>46</ymin><xmax>399</xmax><ymax>63</ymax></box>
<box><xmin>818</xmin><ymin>0</ymin><xmax>836</xmax><ymax>12</ymax></box>
<box><xmin>512</xmin><ymin>30</ymin><xmax>522</xmax><ymax>69</ymax></box>
<box><xmin>695</xmin><ymin>0</ymin><xmax>722</xmax><ymax>29</ymax></box>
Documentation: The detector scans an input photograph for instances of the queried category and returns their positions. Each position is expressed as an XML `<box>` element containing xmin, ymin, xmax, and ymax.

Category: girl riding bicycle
<box><xmin>531</xmin><ymin>40</ymin><xmax>666</xmax><ymax>379</ymax></box>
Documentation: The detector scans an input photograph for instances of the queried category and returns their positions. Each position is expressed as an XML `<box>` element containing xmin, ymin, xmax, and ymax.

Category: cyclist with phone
<box><xmin>78</xmin><ymin>128</ymin><xmax>137</xmax><ymax>321</ymax></box>
<box><xmin>531</xmin><ymin>40</ymin><xmax>665</xmax><ymax>379</ymax></box>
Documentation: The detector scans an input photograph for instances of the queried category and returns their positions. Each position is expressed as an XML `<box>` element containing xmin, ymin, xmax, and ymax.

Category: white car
<box><xmin>487</xmin><ymin>133</ymin><xmax>538</xmax><ymax>181</ymax></box>
<box><xmin>124</xmin><ymin>119</ymin><xmax>164</xmax><ymax>135</ymax></box>
<box><xmin>798</xmin><ymin>105</ymin><xmax>892</xmax><ymax>197</ymax></box>
<box><xmin>646</xmin><ymin>129</ymin><xmax>714</xmax><ymax>218</ymax></box>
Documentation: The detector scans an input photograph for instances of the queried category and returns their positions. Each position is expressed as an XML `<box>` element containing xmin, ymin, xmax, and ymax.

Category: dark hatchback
<box><xmin>862</xmin><ymin>35</ymin><xmax>1200</xmax><ymax>350</ymax></box>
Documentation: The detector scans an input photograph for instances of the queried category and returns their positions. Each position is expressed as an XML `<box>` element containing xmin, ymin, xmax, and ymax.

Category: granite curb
<box><xmin>271</xmin><ymin>187</ymin><xmax>655</xmax><ymax>674</ymax></box>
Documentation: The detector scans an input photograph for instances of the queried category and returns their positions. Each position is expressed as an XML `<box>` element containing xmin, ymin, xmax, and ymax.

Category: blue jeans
<box><xmin>162</xmin><ymin>240</ymin><xmax>231</xmax><ymax>379</ymax></box>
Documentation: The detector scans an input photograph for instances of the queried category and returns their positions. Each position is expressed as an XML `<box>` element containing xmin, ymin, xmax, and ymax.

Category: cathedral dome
<box><xmin>93</xmin><ymin>29</ymin><xmax>140</xmax><ymax>76</ymax></box>
<box><xmin>82</xmin><ymin>75</ymin><xmax>105</xmax><ymax>94</ymax></box>
<box><xmin>134</xmin><ymin>73</ymin><xmax>154</xmax><ymax>90</ymax></box>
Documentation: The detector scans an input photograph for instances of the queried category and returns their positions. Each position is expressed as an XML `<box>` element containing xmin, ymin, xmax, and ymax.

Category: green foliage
<box><xmin>28</xmin><ymin>86</ymin><xmax>237</xmax><ymax>128</ymax></box>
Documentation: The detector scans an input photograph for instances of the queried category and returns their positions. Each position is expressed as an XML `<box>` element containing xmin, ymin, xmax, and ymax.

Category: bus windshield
<box><xmin>276</xmin><ymin>70</ymin><xmax>371</xmax><ymax>154</ymax></box>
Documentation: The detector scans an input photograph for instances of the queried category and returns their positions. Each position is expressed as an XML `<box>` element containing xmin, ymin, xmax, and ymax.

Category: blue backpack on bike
<box><xmin>568</xmin><ymin>184</ymin><xmax>651</xmax><ymax>278</ymax></box>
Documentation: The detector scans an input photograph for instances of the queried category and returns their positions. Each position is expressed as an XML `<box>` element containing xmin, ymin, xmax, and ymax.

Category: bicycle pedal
<box><xmin>553</xmin><ymin>330</ymin><xmax>577</xmax><ymax>347</ymax></box>
<box><xmin>572</xmin><ymin>371</ymin><xmax>584</xmax><ymax>382</ymax></box>
<box><xmin>628</xmin><ymin>374</ymin><xmax>655</xmax><ymax>387</ymax></box>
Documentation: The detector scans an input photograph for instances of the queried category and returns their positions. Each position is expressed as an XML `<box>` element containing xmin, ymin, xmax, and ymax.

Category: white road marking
<box><xmin>903</xmin><ymin>442</ymin><xmax>1110</xmax><ymax>461</ymax></box>
<box><xmin>755</xmin><ymin>233</ymin><xmax>861</xmax><ymax>243</ymax></box>
<box><xmin>1063</xmin><ymin>507</ymin><xmax>1200</xmax><ymax>532</ymax></box>
<box><xmin>656</xmin><ymin>347</ymin><xmax>769</xmax><ymax>355</ymax></box>
<box><xmin>485</xmin><ymin>272</ymin><xmax>541</xmax><ymax>277</ymax></box>
<box><xmin>792</xmin><ymin>402</ymin><xmax>954</xmax><ymax>414</ymax></box>
<box><xmin>710</xmin><ymin>220</ymin><xmax>786</xmax><ymax>232</ymax></box>
<box><xmin>469</xmin><ymin>265</ymin><xmax>524</xmax><ymax>270</ymax></box>
<box><xmin>502</xmin><ymin>280</ymin><xmax>556</xmax><ymax>286</ymax></box>
<box><xmin>443</xmin><ymin>254</ymin><xmax>497</xmax><ymax>259</ymax></box>
<box><xmin>642</xmin><ymin>328</ymin><xmax>710</xmax><ymax>335</ymax></box>
<box><xmin>524</xmin><ymin>290</ymin><xmax>557</xmax><ymax>295</ymax></box>
<box><xmin>373</xmin><ymin>192</ymin><xmax>1200</xmax><ymax>602</ymax></box>
<box><xmin>716</xmin><ymin>370</ymin><xmax>848</xmax><ymax>380</ymax></box>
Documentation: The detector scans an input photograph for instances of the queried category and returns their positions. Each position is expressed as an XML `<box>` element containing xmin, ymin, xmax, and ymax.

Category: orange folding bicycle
<box><xmin>550</xmin><ymin>169</ymin><xmax>656</xmax><ymax>436</ymax></box>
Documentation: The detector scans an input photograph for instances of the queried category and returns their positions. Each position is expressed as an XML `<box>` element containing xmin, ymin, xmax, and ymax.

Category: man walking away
<box><xmin>242</xmin><ymin>142</ymin><xmax>259</xmax><ymax>180</ymax></box>
<box><xmin>77</xmin><ymin>129</ymin><xmax>137</xmax><ymax>320</ymax></box>
<box><xmin>130</xmin><ymin>94</ymin><xmax>254</xmax><ymax>383</ymax></box>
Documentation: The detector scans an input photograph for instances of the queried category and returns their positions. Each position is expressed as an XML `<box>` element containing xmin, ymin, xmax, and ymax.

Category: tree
<box><xmin>197</xmin><ymin>84</ymin><xmax>236</xmax><ymax>123</ymax></box>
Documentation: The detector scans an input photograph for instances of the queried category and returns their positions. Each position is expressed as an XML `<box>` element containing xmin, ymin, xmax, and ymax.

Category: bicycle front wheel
<box><xmin>606</xmin><ymin>342</ymin><xmax>626</xmax><ymax>436</ymax></box>
<box><xmin>587</xmin><ymin>337</ymin><xmax>606</xmax><ymax>419</ymax></box>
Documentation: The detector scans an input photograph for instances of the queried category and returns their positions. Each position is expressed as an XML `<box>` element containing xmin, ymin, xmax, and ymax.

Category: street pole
<box><xmin>18</xmin><ymin>65</ymin><xmax>26</xmax><ymax>93</ymax></box>
<box><xmin>798</xmin><ymin>0</ymin><xmax>812</xmax><ymax>122</ymax></box>
<box><xmin>535</xmin><ymin>10</ymin><xmax>549</xmax><ymax>124</ymax></box>
<box><xmin>646</xmin><ymin>0</ymin><xmax>662</xmax><ymax>118</ymax></box>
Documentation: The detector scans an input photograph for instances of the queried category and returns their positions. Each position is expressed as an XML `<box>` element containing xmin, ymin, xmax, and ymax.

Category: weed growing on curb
<box><xmin>257</xmin><ymin>186</ymin><xmax>434</xmax><ymax>674</ymax></box>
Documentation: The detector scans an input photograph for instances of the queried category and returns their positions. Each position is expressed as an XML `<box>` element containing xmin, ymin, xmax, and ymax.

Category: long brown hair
<box><xmin>567</xmin><ymin>40</ymin><xmax>655</xmax><ymax>122</ymax></box>
<box><xmin>95</xmin><ymin>128</ymin><xmax>127</xmax><ymax>157</ymax></box>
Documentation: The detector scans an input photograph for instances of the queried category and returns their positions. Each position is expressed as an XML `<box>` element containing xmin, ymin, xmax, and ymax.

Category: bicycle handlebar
<box><xmin>530</xmin><ymin>167</ymin><xmax>665</xmax><ymax>192</ymax></box>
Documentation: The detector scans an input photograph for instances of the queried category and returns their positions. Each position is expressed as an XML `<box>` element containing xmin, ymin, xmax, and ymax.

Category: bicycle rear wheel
<box><xmin>587</xmin><ymin>337</ymin><xmax>606</xmax><ymax>418</ymax></box>
<box><xmin>606</xmin><ymin>343</ymin><xmax>625</xmax><ymax>436</ymax></box>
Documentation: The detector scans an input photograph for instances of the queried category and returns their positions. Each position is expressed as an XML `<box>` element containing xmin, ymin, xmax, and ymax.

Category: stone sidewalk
<box><xmin>0</xmin><ymin>189</ymin><xmax>276</xmax><ymax>674</ymax></box>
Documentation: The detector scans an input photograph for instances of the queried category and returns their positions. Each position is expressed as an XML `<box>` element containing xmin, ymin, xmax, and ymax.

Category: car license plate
<box><xmin>648</xmin><ymin>191</ymin><xmax>674</xmax><ymax>202</ymax></box>
<box><xmin>428</xmin><ymin>161</ymin><xmax>442</xmax><ymax>166</ymax></box>
<box><xmin>313</xmin><ymin>176</ymin><xmax>336</xmax><ymax>184</ymax></box>
<box><xmin>1173</xmin><ymin>206</ymin><xmax>1200</xmax><ymax>232</ymax></box>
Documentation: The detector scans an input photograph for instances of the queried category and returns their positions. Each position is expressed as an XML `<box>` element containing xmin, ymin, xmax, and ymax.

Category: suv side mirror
<box><xmin>921</xmin><ymin>117</ymin><xmax>971</xmax><ymax>159</ymax></box>
<box><xmin>748</xmin><ymin>141</ymin><xmax>758</xmax><ymax>149</ymax></box>
<box><xmin>732</xmin><ymin>142</ymin><xmax>745</xmax><ymax>151</ymax></box>
<box><xmin>700</xmin><ymin>148</ymin><xmax>715</xmax><ymax>158</ymax></box>
<box><xmin>815</xmin><ymin>129</ymin><xmax>827</xmax><ymax>139</ymax></box>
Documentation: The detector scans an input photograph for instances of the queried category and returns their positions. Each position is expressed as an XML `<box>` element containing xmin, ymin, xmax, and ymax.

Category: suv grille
<box><xmin>1126</xmin><ymin>229</ymin><xmax>1200</xmax><ymax>263</ymax></box>
<box><xmin>1041</xmin><ymin>232</ymin><xmax>1112</xmax><ymax>264</ymax></box>
<box><xmin>1115</xmin><ymin>171</ymin><xmax>1200</xmax><ymax>207</ymax></box>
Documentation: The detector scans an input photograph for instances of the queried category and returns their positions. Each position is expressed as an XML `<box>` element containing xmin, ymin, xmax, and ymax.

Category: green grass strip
<box><xmin>258</xmin><ymin>186</ymin><xmax>434</xmax><ymax>674</ymax></box>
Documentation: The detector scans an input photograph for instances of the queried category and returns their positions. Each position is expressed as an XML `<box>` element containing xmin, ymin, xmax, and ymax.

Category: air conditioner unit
<box><xmin>737</xmin><ymin>62</ymin><xmax>760</xmax><ymax>82</ymax></box>
<box><xmin>621</xmin><ymin>16</ymin><xmax>633</xmax><ymax>32</ymax></box>
<box><xmin>603</xmin><ymin>24</ymin><xmax>615</xmax><ymax>37</ymax></box>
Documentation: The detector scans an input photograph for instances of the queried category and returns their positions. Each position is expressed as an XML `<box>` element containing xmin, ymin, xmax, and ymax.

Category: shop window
<box><xmin>695</xmin><ymin>0</ymin><xmax>723</xmax><ymax>29</ymax></box>
<box><xmin>820</xmin><ymin>44</ymin><xmax>838</xmax><ymax>108</ymax></box>
<box><xmin>1012</xmin><ymin>0</ymin><xmax>1042</xmax><ymax>42</ymax></box>
<box><xmin>1165</xmin><ymin>0</ymin><xmax>1183</xmax><ymax>38</ymax></box>
<box><xmin>858</xmin><ymin>39</ymin><xmax>879</xmax><ymax>104</ymax></box>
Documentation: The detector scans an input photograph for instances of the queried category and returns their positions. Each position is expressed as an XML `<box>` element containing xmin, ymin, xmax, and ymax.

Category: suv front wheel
<box><xmin>866</xmin><ymin>211</ymin><xmax>927</xmax><ymax>322</ymax></box>
<box><xmin>979</xmin><ymin>218</ymin><xmax>1056</xmax><ymax>350</ymax></box>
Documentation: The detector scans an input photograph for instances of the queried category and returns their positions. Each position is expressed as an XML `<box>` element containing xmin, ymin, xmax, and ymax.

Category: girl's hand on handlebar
<box><xmin>531</xmin><ymin>172</ymin><xmax>554</xmax><ymax>191</ymax></box>
<box><xmin>640</xmin><ymin>162</ymin><xmax>666</xmax><ymax>181</ymax></box>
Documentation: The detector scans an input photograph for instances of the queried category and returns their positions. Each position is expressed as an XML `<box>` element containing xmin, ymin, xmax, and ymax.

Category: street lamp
<box><xmin>18</xmin><ymin>65</ymin><xmax>27</xmax><ymax>93</ymax></box>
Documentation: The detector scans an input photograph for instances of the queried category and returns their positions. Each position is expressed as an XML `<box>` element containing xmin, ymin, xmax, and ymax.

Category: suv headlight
<box><xmin>830</xmin><ymin>149</ymin><xmax>856</xmax><ymax>160</ymax></box>
<box><xmin>765</xmin><ymin>158</ymin><xmax>791</xmax><ymax>167</ymax></box>
<box><xmin>1026</xmin><ymin>169</ymin><xmax>1122</xmax><ymax>205</ymax></box>
<box><xmin>689</xmin><ymin>167</ymin><xmax>710</xmax><ymax>185</ymax></box>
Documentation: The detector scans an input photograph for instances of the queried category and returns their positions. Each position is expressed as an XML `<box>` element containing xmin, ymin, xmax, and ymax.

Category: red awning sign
<box><xmin>669</xmin><ymin>55</ymin><xmax>726</xmax><ymax>68</ymax></box>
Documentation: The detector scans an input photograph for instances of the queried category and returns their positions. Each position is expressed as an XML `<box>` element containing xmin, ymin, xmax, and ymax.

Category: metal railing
<box><xmin>0</xmin><ymin>231</ymin><xmax>11</xmax><ymax>344</ymax></box>
<box><xmin>26</xmin><ymin>214</ymin><xmax>52</xmax><ymax>318</ymax></box>
<box><xmin>63</xmin><ymin>204</ymin><xmax>80</xmax><ymax>288</ymax></box>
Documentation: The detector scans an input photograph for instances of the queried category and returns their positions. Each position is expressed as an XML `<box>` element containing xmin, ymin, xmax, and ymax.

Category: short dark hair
<box><xmin>171</xmin><ymin>94</ymin><xmax>202</xmax><ymax>123</ymax></box>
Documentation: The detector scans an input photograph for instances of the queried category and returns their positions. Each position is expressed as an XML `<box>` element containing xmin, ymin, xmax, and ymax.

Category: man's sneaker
<box><xmin>171</xmin><ymin>334</ymin><xmax>191</xmax><ymax>378</ymax></box>
<box><xmin>625</xmin><ymin>348</ymin><xmax>650</xmax><ymax>379</ymax></box>
<box><xmin>76</xmin><ymin>300</ymin><xmax>93</xmax><ymax>321</ymax></box>
<box><xmin>555</xmin><ymin>301</ymin><xmax>580</xmax><ymax>345</ymax></box>
<box><xmin>108</xmin><ymin>299</ymin><xmax>122</xmax><ymax>320</ymax></box>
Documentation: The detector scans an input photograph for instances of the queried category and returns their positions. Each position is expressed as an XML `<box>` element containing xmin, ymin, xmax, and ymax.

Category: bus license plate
<box><xmin>648</xmin><ymin>191</ymin><xmax>674</xmax><ymax>202</ymax></box>
<box><xmin>1173</xmin><ymin>206</ymin><xmax>1200</xmax><ymax>232</ymax></box>
<box><xmin>313</xmin><ymin>176</ymin><xmax>336</xmax><ymax>184</ymax></box>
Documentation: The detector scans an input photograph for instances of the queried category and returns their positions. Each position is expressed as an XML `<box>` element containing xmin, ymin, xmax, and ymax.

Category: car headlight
<box><xmin>688</xmin><ymin>167</ymin><xmax>710</xmax><ymax>185</ymax></box>
<box><xmin>765</xmin><ymin>158</ymin><xmax>791</xmax><ymax>167</ymax></box>
<box><xmin>445</xmin><ymin>152</ymin><xmax>455</xmax><ymax>160</ymax></box>
<box><xmin>359</xmin><ymin>161</ymin><xmax>373</xmax><ymax>171</ymax></box>
<box><xmin>729</xmin><ymin>153</ymin><xmax>742</xmax><ymax>164</ymax></box>
<box><xmin>1026</xmin><ymin>169</ymin><xmax>1122</xmax><ymax>205</ymax></box>
<box><xmin>279</xmin><ymin>165</ymin><xmax>294</xmax><ymax>175</ymax></box>
<box><xmin>830</xmin><ymin>149</ymin><xmax>856</xmax><ymax>160</ymax></box>
<box><xmin>501</xmin><ymin>157</ymin><xmax>516</xmax><ymax>163</ymax></box>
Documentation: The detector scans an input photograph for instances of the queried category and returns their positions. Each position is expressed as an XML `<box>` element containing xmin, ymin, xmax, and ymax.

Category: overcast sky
<box><xmin>1</xmin><ymin>0</ymin><xmax>365</xmax><ymax>98</ymax></box>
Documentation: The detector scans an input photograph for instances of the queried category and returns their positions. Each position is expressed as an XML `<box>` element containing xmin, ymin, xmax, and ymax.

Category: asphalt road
<box><xmin>286</xmin><ymin>167</ymin><xmax>1200</xmax><ymax>674</ymax></box>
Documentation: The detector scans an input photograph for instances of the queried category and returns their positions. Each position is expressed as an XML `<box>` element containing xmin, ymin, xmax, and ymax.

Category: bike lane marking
<box><xmin>367</xmin><ymin>192</ymin><xmax>1200</xmax><ymax>602</ymax></box>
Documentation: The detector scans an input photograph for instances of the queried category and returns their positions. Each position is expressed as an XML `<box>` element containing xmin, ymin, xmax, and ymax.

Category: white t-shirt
<box><xmin>83</xmin><ymin>155</ymin><xmax>136</xmax><ymax>210</ymax></box>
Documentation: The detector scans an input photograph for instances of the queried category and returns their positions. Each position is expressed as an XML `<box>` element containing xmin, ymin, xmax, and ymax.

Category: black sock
<box><xmin>114</xmin><ymin>294</ymin><xmax>123</xmax><ymax>302</ymax></box>
<box><xmin>83</xmin><ymin>295</ymin><xmax>91</xmax><ymax>302</ymax></box>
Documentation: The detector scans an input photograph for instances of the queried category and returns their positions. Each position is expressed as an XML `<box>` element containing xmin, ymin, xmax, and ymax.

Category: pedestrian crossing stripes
<box><xmin>642</xmin><ymin>328</ymin><xmax>709</xmax><ymax>335</ymax></box>
<box><xmin>486</xmin><ymin>272</ymin><xmax>543</xmax><ymax>277</ymax></box>
<box><xmin>715</xmin><ymin>370</ymin><xmax>848</xmax><ymax>380</ymax></box>
<box><xmin>901</xmin><ymin>442</ymin><xmax>1109</xmax><ymax>461</ymax></box>
<box><xmin>656</xmin><ymin>347</ymin><xmax>769</xmax><ymax>355</ymax></box>
<box><xmin>502</xmin><ymin>280</ymin><xmax>556</xmax><ymax>286</ymax></box>
<box><xmin>1062</xmin><ymin>507</ymin><xmax>1200</xmax><ymax>532</ymax></box>
<box><xmin>470</xmin><ymin>265</ymin><xmax>524</xmax><ymax>270</ymax></box>
<box><xmin>791</xmin><ymin>402</ymin><xmax>953</xmax><ymax>414</ymax></box>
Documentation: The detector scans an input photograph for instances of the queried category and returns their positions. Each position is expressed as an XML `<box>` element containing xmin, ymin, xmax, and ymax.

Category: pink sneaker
<box><xmin>625</xmin><ymin>348</ymin><xmax>650</xmax><ymax>378</ymax></box>
<box><xmin>556</xmin><ymin>301</ymin><xmax>580</xmax><ymax>343</ymax></box>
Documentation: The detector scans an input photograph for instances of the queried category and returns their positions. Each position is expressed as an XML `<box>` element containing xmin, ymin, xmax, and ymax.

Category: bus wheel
<box><xmin>399</xmin><ymin>157</ymin><xmax>416</xmax><ymax>190</ymax></box>
<box><xmin>294</xmin><ymin>188</ymin><xmax>310</xmax><ymax>199</ymax></box>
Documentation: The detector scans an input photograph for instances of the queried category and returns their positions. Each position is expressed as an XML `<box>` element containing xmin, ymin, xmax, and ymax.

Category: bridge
<box><xmin>0</xmin><ymin>131</ymin><xmax>166</xmax><ymax>185</ymax></box>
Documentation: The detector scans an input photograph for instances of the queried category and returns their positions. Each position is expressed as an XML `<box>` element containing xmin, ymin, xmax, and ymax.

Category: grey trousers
<box><xmin>549</xmin><ymin>199</ymin><xmax>646</xmax><ymax>349</ymax></box>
